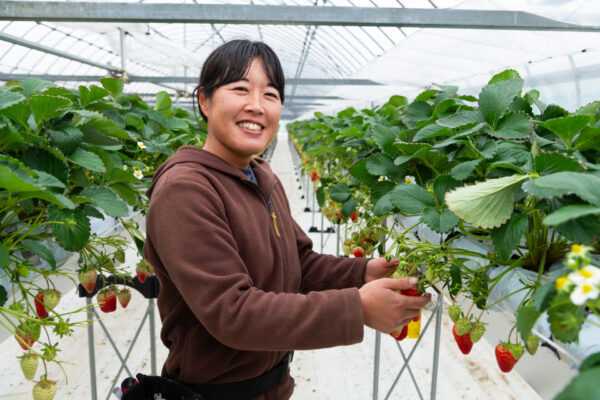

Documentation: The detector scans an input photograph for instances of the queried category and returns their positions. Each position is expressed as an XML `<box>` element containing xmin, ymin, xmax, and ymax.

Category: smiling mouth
<box><xmin>237</xmin><ymin>121</ymin><xmax>264</xmax><ymax>132</ymax></box>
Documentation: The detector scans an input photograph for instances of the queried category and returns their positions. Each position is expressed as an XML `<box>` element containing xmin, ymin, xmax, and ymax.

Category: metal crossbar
<box><xmin>80</xmin><ymin>275</ymin><xmax>160</xmax><ymax>400</ymax></box>
<box><xmin>372</xmin><ymin>287</ymin><xmax>443</xmax><ymax>400</ymax></box>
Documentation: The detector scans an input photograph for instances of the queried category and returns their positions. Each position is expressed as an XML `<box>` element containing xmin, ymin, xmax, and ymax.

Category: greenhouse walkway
<box><xmin>0</xmin><ymin>134</ymin><xmax>548</xmax><ymax>400</ymax></box>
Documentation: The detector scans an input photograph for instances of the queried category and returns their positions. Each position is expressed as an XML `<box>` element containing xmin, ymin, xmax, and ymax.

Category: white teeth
<box><xmin>238</xmin><ymin>122</ymin><xmax>262</xmax><ymax>131</ymax></box>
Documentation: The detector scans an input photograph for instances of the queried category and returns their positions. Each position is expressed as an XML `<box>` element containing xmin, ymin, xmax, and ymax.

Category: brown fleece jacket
<box><xmin>143</xmin><ymin>146</ymin><xmax>368</xmax><ymax>395</ymax></box>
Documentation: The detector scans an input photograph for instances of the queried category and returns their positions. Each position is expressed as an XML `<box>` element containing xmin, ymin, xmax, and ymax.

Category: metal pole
<box><xmin>373</xmin><ymin>331</ymin><xmax>381</xmax><ymax>400</ymax></box>
<box><xmin>430</xmin><ymin>291</ymin><xmax>443</xmax><ymax>400</ymax></box>
<box><xmin>320</xmin><ymin>213</ymin><xmax>324</xmax><ymax>253</ymax></box>
<box><xmin>149</xmin><ymin>298</ymin><xmax>157</xmax><ymax>375</ymax></box>
<box><xmin>119</xmin><ymin>28</ymin><xmax>126</xmax><ymax>72</ymax></box>
<box><xmin>87</xmin><ymin>297</ymin><xmax>98</xmax><ymax>400</ymax></box>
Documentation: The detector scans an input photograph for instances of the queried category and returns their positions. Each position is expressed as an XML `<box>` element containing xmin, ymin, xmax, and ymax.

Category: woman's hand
<box><xmin>364</xmin><ymin>257</ymin><xmax>398</xmax><ymax>283</ymax></box>
<box><xmin>359</xmin><ymin>277</ymin><xmax>432</xmax><ymax>333</ymax></box>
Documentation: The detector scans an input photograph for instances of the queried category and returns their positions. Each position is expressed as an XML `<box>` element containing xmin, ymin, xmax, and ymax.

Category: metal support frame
<box><xmin>2</xmin><ymin>2</ymin><xmax>599</xmax><ymax>32</ymax></box>
<box><xmin>372</xmin><ymin>286</ymin><xmax>443</xmax><ymax>400</ymax></box>
<box><xmin>80</xmin><ymin>275</ymin><xmax>160</xmax><ymax>400</ymax></box>
<box><xmin>0</xmin><ymin>31</ymin><xmax>120</xmax><ymax>73</ymax></box>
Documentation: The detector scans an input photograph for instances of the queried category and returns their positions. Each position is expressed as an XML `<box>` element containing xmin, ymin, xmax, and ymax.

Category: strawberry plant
<box><xmin>289</xmin><ymin>68</ymin><xmax>600</xmax><ymax>389</ymax></box>
<box><xmin>1</xmin><ymin>77</ymin><xmax>206</xmax><ymax>397</ymax></box>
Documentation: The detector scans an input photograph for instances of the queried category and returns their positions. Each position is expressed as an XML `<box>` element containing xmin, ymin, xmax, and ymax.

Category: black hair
<box><xmin>193</xmin><ymin>40</ymin><xmax>285</xmax><ymax>122</ymax></box>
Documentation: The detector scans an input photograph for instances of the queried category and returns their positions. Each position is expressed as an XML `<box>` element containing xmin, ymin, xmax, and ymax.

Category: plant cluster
<box><xmin>1</xmin><ymin>78</ymin><xmax>206</xmax><ymax>398</ymax></box>
<box><xmin>289</xmin><ymin>69</ymin><xmax>599</xmax><ymax>390</ymax></box>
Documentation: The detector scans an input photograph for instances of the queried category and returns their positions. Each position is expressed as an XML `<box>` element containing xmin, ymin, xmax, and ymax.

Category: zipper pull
<box><xmin>271</xmin><ymin>212</ymin><xmax>280</xmax><ymax>238</ymax></box>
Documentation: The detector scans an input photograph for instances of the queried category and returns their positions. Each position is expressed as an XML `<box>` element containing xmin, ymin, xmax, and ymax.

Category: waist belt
<box><xmin>186</xmin><ymin>351</ymin><xmax>293</xmax><ymax>400</ymax></box>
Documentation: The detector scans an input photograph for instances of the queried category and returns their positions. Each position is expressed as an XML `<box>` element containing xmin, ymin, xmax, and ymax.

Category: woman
<box><xmin>142</xmin><ymin>40</ymin><xmax>431</xmax><ymax>400</ymax></box>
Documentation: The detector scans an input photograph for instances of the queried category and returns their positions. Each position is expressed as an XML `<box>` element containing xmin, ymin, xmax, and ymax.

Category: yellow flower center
<box><xmin>571</xmin><ymin>244</ymin><xmax>584</xmax><ymax>254</ymax></box>
<box><xmin>582</xmin><ymin>284</ymin><xmax>593</xmax><ymax>294</ymax></box>
<box><xmin>555</xmin><ymin>275</ymin><xmax>569</xmax><ymax>290</ymax></box>
<box><xmin>579</xmin><ymin>269</ymin><xmax>593</xmax><ymax>279</ymax></box>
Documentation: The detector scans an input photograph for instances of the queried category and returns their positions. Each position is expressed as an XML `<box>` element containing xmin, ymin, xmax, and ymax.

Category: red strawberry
<box><xmin>400</xmin><ymin>288</ymin><xmax>422</xmax><ymax>321</ymax></box>
<box><xmin>34</xmin><ymin>292</ymin><xmax>48</xmax><ymax>319</ymax></box>
<box><xmin>350</xmin><ymin>211</ymin><xmax>358</xmax><ymax>223</ymax></box>
<box><xmin>310</xmin><ymin>171</ymin><xmax>319</xmax><ymax>181</ymax></box>
<box><xmin>495</xmin><ymin>342</ymin><xmax>524</xmax><ymax>373</ymax></box>
<box><xmin>15</xmin><ymin>321</ymin><xmax>40</xmax><ymax>350</ymax></box>
<box><xmin>78</xmin><ymin>269</ymin><xmax>98</xmax><ymax>293</ymax></box>
<box><xmin>352</xmin><ymin>246</ymin><xmax>365</xmax><ymax>258</ymax></box>
<box><xmin>97</xmin><ymin>288</ymin><xmax>117</xmax><ymax>313</ymax></box>
<box><xmin>452</xmin><ymin>323</ymin><xmax>473</xmax><ymax>355</ymax></box>
<box><xmin>117</xmin><ymin>288</ymin><xmax>132</xmax><ymax>308</ymax></box>
<box><xmin>390</xmin><ymin>325</ymin><xmax>408</xmax><ymax>341</ymax></box>
<box><xmin>136</xmin><ymin>269</ymin><xmax>148</xmax><ymax>283</ymax></box>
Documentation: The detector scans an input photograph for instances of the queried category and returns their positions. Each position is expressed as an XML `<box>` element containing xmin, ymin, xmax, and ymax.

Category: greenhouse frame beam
<box><xmin>0</xmin><ymin>73</ymin><xmax>381</xmax><ymax>86</ymax></box>
<box><xmin>0</xmin><ymin>31</ymin><xmax>120</xmax><ymax>73</ymax></box>
<box><xmin>1</xmin><ymin>2</ymin><xmax>599</xmax><ymax>32</ymax></box>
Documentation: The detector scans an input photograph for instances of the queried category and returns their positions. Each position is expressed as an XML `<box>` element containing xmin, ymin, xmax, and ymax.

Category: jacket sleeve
<box><xmin>146</xmin><ymin>174</ymin><xmax>364</xmax><ymax>352</ymax></box>
<box><xmin>293</xmin><ymin>219</ymin><xmax>369</xmax><ymax>293</ymax></box>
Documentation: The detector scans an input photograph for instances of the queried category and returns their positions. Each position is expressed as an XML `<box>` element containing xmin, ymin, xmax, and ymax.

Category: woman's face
<box><xmin>199</xmin><ymin>57</ymin><xmax>282</xmax><ymax>168</ymax></box>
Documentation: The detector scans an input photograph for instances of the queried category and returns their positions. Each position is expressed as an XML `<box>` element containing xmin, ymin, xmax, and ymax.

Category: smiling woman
<box><xmin>135</xmin><ymin>39</ymin><xmax>430</xmax><ymax>400</ymax></box>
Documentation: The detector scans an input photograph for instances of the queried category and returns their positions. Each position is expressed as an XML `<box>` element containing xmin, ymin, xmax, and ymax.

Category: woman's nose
<box><xmin>244</xmin><ymin>91</ymin><xmax>265</xmax><ymax>114</ymax></box>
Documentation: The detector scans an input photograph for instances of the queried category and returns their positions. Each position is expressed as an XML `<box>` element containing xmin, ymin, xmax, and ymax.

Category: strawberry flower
<box><xmin>137</xmin><ymin>141</ymin><xmax>146</xmax><ymax>149</ymax></box>
<box><xmin>404</xmin><ymin>175</ymin><xmax>416</xmax><ymax>184</ymax></box>
<box><xmin>568</xmin><ymin>265</ymin><xmax>600</xmax><ymax>287</ymax></box>
<box><xmin>569</xmin><ymin>281</ymin><xmax>599</xmax><ymax>305</ymax></box>
<box><xmin>133</xmin><ymin>170</ymin><xmax>144</xmax><ymax>180</ymax></box>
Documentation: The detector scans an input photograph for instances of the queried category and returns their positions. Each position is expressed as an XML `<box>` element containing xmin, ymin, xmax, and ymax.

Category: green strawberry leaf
<box><xmin>316</xmin><ymin>185</ymin><xmax>325</xmax><ymax>208</ymax></box>
<box><xmin>433</xmin><ymin>174</ymin><xmax>461</xmax><ymax>206</ymax></box>
<box><xmin>0</xmin><ymin>88</ymin><xmax>26</xmax><ymax>110</ymax></box>
<box><xmin>555</xmin><ymin>368</ymin><xmax>600</xmax><ymax>400</ymax></box>
<box><xmin>100</xmin><ymin>78</ymin><xmax>124</xmax><ymax>99</ymax></box>
<box><xmin>341</xmin><ymin>198</ymin><xmax>358</xmax><ymax>220</ymax></box>
<box><xmin>22</xmin><ymin>147</ymin><xmax>69</xmax><ymax>185</ymax></box>
<box><xmin>437</xmin><ymin>110</ymin><xmax>483</xmax><ymax>129</ymax></box>
<box><xmin>391</xmin><ymin>184</ymin><xmax>435</xmax><ymax>214</ymax></box>
<box><xmin>371</xmin><ymin>125</ymin><xmax>397</xmax><ymax>155</ymax></box>
<box><xmin>20</xmin><ymin>239</ymin><xmax>56</xmax><ymax>270</ymax></box>
<box><xmin>413</xmin><ymin>123</ymin><xmax>452</xmax><ymax>142</ymax></box>
<box><xmin>329</xmin><ymin>182</ymin><xmax>352</xmax><ymax>203</ymax></box>
<box><xmin>580</xmin><ymin>353</ymin><xmax>600</xmax><ymax>372</ymax></box>
<box><xmin>522</xmin><ymin>172</ymin><xmax>600</xmax><ymax>206</ymax></box>
<box><xmin>350</xmin><ymin>159</ymin><xmax>377</xmax><ymax>185</ymax></box>
<box><xmin>572</xmin><ymin>126</ymin><xmax>600</xmax><ymax>151</ymax></box>
<box><xmin>450</xmin><ymin>159</ymin><xmax>482</xmax><ymax>181</ymax></box>
<box><xmin>72</xmin><ymin>110</ymin><xmax>130</xmax><ymax>141</ymax></box>
<box><xmin>80</xmin><ymin>187</ymin><xmax>128</xmax><ymax>217</ymax></box>
<box><xmin>21</xmin><ymin>78</ymin><xmax>54</xmax><ymax>98</ymax></box>
<box><xmin>48</xmin><ymin>127</ymin><xmax>83</xmax><ymax>155</ymax></box>
<box><xmin>543</xmin><ymin>205</ymin><xmax>600</xmax><ymax>226</ymax></box>
<box><xmin>0</xmin><ymin>284</ymin><xmax>6</xmax><ymax>307</ymax></box>
<box><xmin>484</xmin><ymin>112</ymin><xmax>532</xmax><ymax>140</ymax></box>
<box><xmin>490</xmin><ymin>212</ymin><xmax>528</xmax><ymax>259</ymax></box>
<box><xmin>154</xmin><ymin>91</ymin><xmax>172</xmax><ymax>111</ymax></box>
<box><xmin>68</xmin><ymin>149</ymin><xmax>106</xmax><ymax>173</ymax></box>
<box><xmin>534</xmin><ymin>152</ymin><xmax>584</xmax><ymax>175</ymax></box>
<box><xmin>556</xmin><ymin>213</ymin><xmax>600</xmax><ymax>244</ymax></box>
<box><xmin>28</xmin><ymin>95</ymin><xmax>71</xmax><ymax>124</ymax></box>
<box><xmin>109</xmin><ymin>183</ymin><xmax>138</xmax><ymax>205</ymax></box>
<box><xmin>48</xmin><ymin>206</ymin><xmax>91</xmax><ymax>251</ymax></box>
<box><xmin>422</xmin><ymin>206</ymin><xmax>459</xmax><ymax>233</ymax></box>
<box><xmin>535</xmin><ymin>115</ymin><xmax>592</xmax><ymax>149</ymax></box>
<box><xmin>531</xmin><ymin>282</ymin><xmax>557</xmax><ymax>312</ymax></box>
<box><xmin>405</xmin><ymin>101</ymin><xmax>432</xmax><ymax>122</ymax></box>
<box><xmin>373</xmin><ymin>193</ymin><xmax>394</xmax><ymax>216</ymax></box>
<box><xmin>0</xmin><ymin>242</ymin><xmax>8</xmax><ymax>269</ymax></box>
<box><xmin>516</xmin><ymin>305</ymin><xmax>542</xmax><ymax>343</ymax></box>
<box><xmin>478</xmin><ymin>79</ymin><xmax>523</xmax><ymax>127</ymax></box>
<box><xmin>370</xmin><ymin>181</ymin><xmax>396</xmax><ymax>204</ymax></box>
<box><xmin>445</xmin><ymin>174</ymin><xmax>529</xmax><ymax>229</ymax></box>
<box><xmin>548</xmin><ymin>302</ymin><xmax>585</xmax><ymax>343</ymax></box>
<box><xmin>488</xmin><ymin>69</ymin><xmax>521</xmax><ymax>84</ymax></box>
<box><xmin>366</xmin><ymin>153</ymin><xmax>397</xmax><ymax>177</ymax></box>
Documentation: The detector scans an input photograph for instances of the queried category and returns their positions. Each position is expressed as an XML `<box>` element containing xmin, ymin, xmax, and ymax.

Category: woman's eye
<box><xmin>234</xmin><ymin>87</ymin><xmax>247</xmax><ymax>92</ymax></box>
<box><xmin>266</xmin><ymin>92</ymin><xmax>279</xmax><ymax>99</ymax></box>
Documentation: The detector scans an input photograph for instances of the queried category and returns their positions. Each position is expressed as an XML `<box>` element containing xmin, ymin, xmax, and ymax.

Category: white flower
<box><xmin>133</xmin><ymin>170</ymin><xmax>144</xmax><ymax>180</ymax></box>
<box><xmin>122</xmin><ymin>165</ymin><xmax>127</xmax><ymax>171</ymax></box>
<box><xmin>404</xmin><ymin>175</ymin><xmax>416</xmax><ymax>184</ymax></box>
<box><xmin>570</xmin><ymin>282</ymin><xmax>599</xmax><ymax>305</ymax></box>
<box><xmin>137</xmin><ymin>141</ymin><xmax>146</xmax><ymax>149</ymax></box>
<box><xmin>378</xmin><ymin>176</ymin><xmax>386</xmax><ymax>181</ymax></box>
<box><xmin>568</xmin><ymin>265</ymin><xmax>600</xmax><ymax>286</ymax></box>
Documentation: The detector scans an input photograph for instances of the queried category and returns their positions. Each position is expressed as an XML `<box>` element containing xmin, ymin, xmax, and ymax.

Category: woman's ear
<box><xmin>198</xmin><ymin>89</ymin><xmax>210</xmax><ymax>118</ymax></box>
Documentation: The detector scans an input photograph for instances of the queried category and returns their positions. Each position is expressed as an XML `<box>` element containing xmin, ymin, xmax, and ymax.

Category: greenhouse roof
<box><xmin>1</xmin><ymin>0</ymin><xmax>598</xmax><ymax>121</ymax></box>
